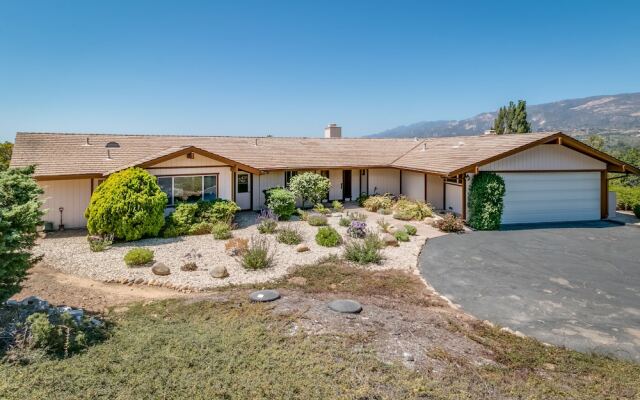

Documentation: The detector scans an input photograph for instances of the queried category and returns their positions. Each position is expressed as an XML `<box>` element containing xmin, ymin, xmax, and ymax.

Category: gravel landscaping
<box><xmin>35</xmin><ymin>205</ymin><xmax>446</xmax><ymax>291</ymax></box>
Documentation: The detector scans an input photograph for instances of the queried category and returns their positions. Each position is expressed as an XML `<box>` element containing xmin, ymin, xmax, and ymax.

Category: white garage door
<box><xmin>500</xmin><ymin>172</ymin><xmax>601</xmax><ymax>224</ymax></box>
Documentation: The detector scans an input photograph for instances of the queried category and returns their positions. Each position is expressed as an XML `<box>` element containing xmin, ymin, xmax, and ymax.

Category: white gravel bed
<box><xmin>35</xmin><ymin>207</ymin><xmax>447</xmax><ymax>291</ymax></box>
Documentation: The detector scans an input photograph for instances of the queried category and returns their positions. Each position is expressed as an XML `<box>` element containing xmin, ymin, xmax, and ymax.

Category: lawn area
<box><xmin>1</xmin><ymin>261</ymin><xmax>639</xmax><ymax>399</ymax></box>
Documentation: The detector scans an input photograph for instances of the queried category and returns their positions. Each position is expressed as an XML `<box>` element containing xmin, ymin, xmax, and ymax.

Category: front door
<box><xmin>342</xmin><ymin>170</ymin><xmax>352</xmax><ymax>200</ymax></box>
<box><xmin>236</xmin><ymin>172</ymin><xmax>251</xmax><ymax>210</ymax></box>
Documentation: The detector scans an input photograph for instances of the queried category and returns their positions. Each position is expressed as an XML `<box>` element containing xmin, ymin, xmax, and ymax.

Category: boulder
<box><xmin>295</xmin><ymin>243</ymin><xmax>310</xmax><ymax>252</ymax></box>
<box><xmin>423</xmin><ymin>217</ymin><xmax>436</xmax><ymax>225</ymax></box>
<box><xmin>210</xmin><ymin>265</ymin><xmax>229</xmax><ymax>279</ymax></box>
<box><xmin>151</xmin><ymin>262</ymin><xmax>171</xmax><ymax>276</ymax></box>
<box><xmin>381</xmin><ymin>233</ymin><xmax>398</xmax><ymax>247</ymax></box>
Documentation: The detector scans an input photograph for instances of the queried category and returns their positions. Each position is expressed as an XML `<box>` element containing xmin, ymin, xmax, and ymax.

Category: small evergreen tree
<box><xmin>467</xmin><ymin>172</ymin><xmax>506</xmax><ymax>230</ymax></box>
<box><xmin>0</xmin><ymin>166</ymin><xmax>44</xmax><ymax>301</ymax></box>
<box><xmin>493</xmin><ymin>100</ymin><xmax>531</xmax><ymax>134</ymax></box>
<box><xmin>0</xmin><ymin>142</ymin><xmax>12</xmax><ymax>171</ymax></box>
<box><xmin>288</xmin><ymin>172</ymin><xmax>331</xmax><ymax>208</ymax></box>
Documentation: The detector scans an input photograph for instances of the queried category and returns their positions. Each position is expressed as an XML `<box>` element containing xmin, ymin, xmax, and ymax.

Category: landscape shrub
<box><xmin>377</xmin><ymin>218</ymin><xmax>392</xmax><ymax>233</ymax></box>
<box><xmin>394</xmin><ymin>230</ymin><xmax>410</xmax><ymax>242</ymax></box>
<box><xmin>338</xmin><ymin>216</ymin><xmax>351</xmax><ymax>227</ymax></box>
<box><xmin>347</xmin><ymin>221</ymin><xmax>367</xmax><ymax>238</ymax></box>
<box><xmin>611</xmin><ymin>185</ymin><xmax>640</xmax><ymax>210</ymax></box>
<box><xmin>87</xmin><ymin>234</ymin><xmax>114</xmax><ymax>252</ymax></box>
<box><xmin>276</xmin><ymin>226</ymin><xmax>303</xmax><ymax>245</ymax></box>
<box><xmin>356</xmin><ymin>193</ymin><xmax>370</xmax><ymax>207</ymax></box>
<box><xmin>197</xmin><ymin>199</ymin><xmax>240</xmax><ymax>224</ymax></box>
<box><xmin>343</xmin><ymin>234</ymin><xmax>384</xmax><ymax>264</ymax></box>
<box><xmin>257</xmin><ymin>209</ymin><xmax>278</xmax><ymax>233</ymax></box>
<box><xmin>313</xmin><ymin>203</ymin><xmax>331</xmax><ymax>215</ymax></box>
<box><xmin>634</xmin><ymin>203</ymin><xmax>640</xmax><ymax>218</ymax></box>
<box><xmin>332</xmin><ymin>200</ymin><xmax>344</xmax><ymax>212</ymax></box>
<box><xmin>346</xmin><ymin>211</ymin><xmax>367</xmax><ymax>221</ymax></box>
<box><xmin>0</xmin><ymin>166</ymin><xmax>44</xmax><ymax>302</ymax></box>
<box><xmin>297</xmin><ymin>208</ymin><xmax>309</xmax><ymax>221</ymax></box>
<box><xmin>161</xmin><ymin>224</ymin><xmax>186</xmax><ymax>238</ymax></box>
<box><xmin>307</xmin><ymin>214</ymin><xmax>328</xmax><ymax>226</ymax></box>
<box><xmin>171</xmin><ymin>203</ymin><xmax>199</xmax><ymax>227</ymax></box>
<box><xmin>288</xmin><ymin>172</ymin><xmax>331</xmax><ymax>208</ymax></box>
<box><xmin>241</xmin><ymin>236</ymin><xmax>274</xmax><ymax>270</ymax></box>
<box><xmin>378</xmin><ymin>208</ymin><xmax>392</xmax><ymax>215</ymax></box>
<box><xmin>212</xmin><ymin>221</ymin><xmax>232</xmax><ymax>240</ymax></box>
<box><xmin>225</xmin><ymin>237</ymin><xmax>249</xmax><ymax>256</ymax></box>
<box><xmin>85</xmin><ymin>168</ymin><xmax>167</xmax><ymax>241</ymax></box>
<box><xmin>404</xmin><ymin>224</ymin><xmax>417</xmax><ymax>236</ymax></box>
<box><xmin>315</xmin><ymin>226</ymin><xmax>342</xmax><ymax>247</ymax></box>
<box><xmin>124</xmin><ymin>248</ymin><xmax>154</xmax><ymax>266</ymax></box>
<box><xmin>267</xmin><ymin>188</ymin><xmax>296</xmax><ymax>220</ymax></box>
<box><xmin>393</xmin><ymin>198</ymin><xmax>433</xmax><ymax>220</ymax></box>
<box><xmin>434</xmin><ymin>214</ymin><xmax>465</xmax><ymax>233</ymax></box>
<box><xmin>363</xmin><ymin>194</ymin><xmax>393</xmax><ymax>212</ymax></box>
<box><xmin>467</xmin><ymin>172</ymin><xmax>506</xmax><ymax>230</ymax></box>
<box><xmin>188</xmin><ymin>221</ymin><xmax>215</xmax><ymax>235</ymax></box>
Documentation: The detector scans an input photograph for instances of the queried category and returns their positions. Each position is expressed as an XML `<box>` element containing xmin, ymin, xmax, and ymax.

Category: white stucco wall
<box><xmin>445</xmin><ymin>183</ymin><xmax>462</xmax><ymax>215</ymax></box>
<box><xmin>368</xmin><ymin>168</ymin><xmax>400</xmax><ymax>195</ymax></box>
<box><xmin>426</xmin><ymin>174</ymin><xmax>444</xmax><ymax>209</ymax></box>
<box><xmin>401</xmin><ymin>170</ymin><xmax>425</xmax><ymax>201</ymax></box>
<box><xmin>39</xmin><ymin>179</ymin><xmax>92</xmax><ymax>229</ymax></box>
<box><xmin>481</xmin><ymin>144</ymin><xmax>606</xmax><ymax>171</ymax></box>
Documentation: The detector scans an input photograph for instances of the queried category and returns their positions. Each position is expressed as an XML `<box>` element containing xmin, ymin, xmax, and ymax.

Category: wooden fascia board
<box><xmin>140</xmin><ymin>146</ymin><xmax>262</xmax><ymax>175</ymax></box>
<box><xmin>36</xmin><ymin>173</ymin><xmax>102</xmax><ymax>181</ymax></box>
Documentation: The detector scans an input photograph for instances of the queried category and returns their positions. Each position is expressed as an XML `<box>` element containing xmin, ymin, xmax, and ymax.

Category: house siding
<box><xmin>368</xmin><ymin>168</ymin><xmax>400</xmax><ymax>195</ymax></box>
<box><xmin>481</xmin><ymin>144</ymin><xmax>606</xmax><ymax>171</ymax></box>
<box><xmin>400</xmin><ymin>170</ymin><xmax>425</xmax><ymax>201</ymax></box>
<box><xmin>426</xmin><ymin>174</ymin><xmax>443</xmax><ymax>209</ymax></box>
<box><xmin>252</xmin><ymin>171</ymin><xmax>285</xmax><ymax>210</ymax></box>
<box><xmin>39</xmin><ymin>179</ymin><xmax>92</xmax><ymax>229</ymax></box>
<box><xmin>445</xmin><ymin>183</ymin><xmax>462</xmax><ymax>215</ymax></box>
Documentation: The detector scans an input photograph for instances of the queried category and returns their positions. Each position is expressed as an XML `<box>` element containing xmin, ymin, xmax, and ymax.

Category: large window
<box><xmin>158</xmin><ymin>175</ymin><xmax>218</xmax><ymax>206</ymax></box>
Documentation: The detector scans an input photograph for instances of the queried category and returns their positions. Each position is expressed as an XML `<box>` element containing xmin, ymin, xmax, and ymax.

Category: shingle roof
<box><xmin>10</xmin><ymin>131</ymin><xmax>638</xmax><ymax>178</ymax></box>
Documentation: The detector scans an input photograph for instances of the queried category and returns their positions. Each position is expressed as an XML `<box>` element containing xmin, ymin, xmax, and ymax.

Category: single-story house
<box><xmin>9</xmin><ymin>125</ymin><xmax>640</xmax><ymax>229</ymax></box>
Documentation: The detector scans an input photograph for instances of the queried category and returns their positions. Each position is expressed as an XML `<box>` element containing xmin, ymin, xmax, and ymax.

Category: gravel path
<box><xmin>35</xmin><ymin>207</ymin><xmax>447</xmax><ymax>291</ymax></box>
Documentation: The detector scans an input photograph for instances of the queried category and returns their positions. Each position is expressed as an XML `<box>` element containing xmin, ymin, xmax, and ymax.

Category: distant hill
<box><xmin>370</xmin><ymin>92</ymin><xmax>640</xmax><ymax>138</ymax></box>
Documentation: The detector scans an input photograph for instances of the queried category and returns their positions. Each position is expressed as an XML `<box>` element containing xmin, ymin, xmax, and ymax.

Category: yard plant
<box><xmin>266</xmin><ymin>188</ymin><xmax>296</xmax><ymax>220</ymax></box>
<box><xmin>363</xmin><ymin>194</ymin><xmax>393</xmax><ymax>212</ymax></box>
<box><xmin>306</xmin><ymin>214</ymin><xmax>328</xmax><ymax>226</ymax></box>
<box><xmin>123</xmin><ymin>248</ymin><xmax>154</xmax><ymax>266</ymax></box>
<box><xmin>241</xmin><ymin>236</ymin><xmax>274</xmax><ymax>270</ymax></box>
<box><xmin>257</xmin><ymin>209</ymin><xmax>278</xmax><ymax>234</ymax></box>
<box><xmin>211</xmin><ymin>221</ymin><xmax>232</xmax><ymax>240</ymax></box>
<box><xmin>0</xmin><ymin>166</ymin><xmax>44</xmax><ymax>302</ymax></box>
<box><xmin>85</xmin><ymin>168</ymin><xmax>167</xmax><ymax>241</ymax></box>
<box><xmin>288</xmin><ymin>172</ymin><xmax>331</xmax><ymax>208</ymax></box>
<box><xmin>315</xmin><ymin>226</ymin><xmax>342</xmax><ymax>247</ymax></box>
<box><xmin>467</xmin><ymin>172</ymin><xmax>506</xmax><ymax>230</ymax></box>
<box><xmin>343</xmin><ymin>233</ymin><xmax>384</xmax><ymax>264</ymax></box>
<box><xmin>276</xmin><ymin>226</ymin><xmax>303</xmax><ymax>245</ymax></box>
<box><xmin>434</xmin><ymin>213</ymin><xmax>465</xmax><ymax>233</ymax></box>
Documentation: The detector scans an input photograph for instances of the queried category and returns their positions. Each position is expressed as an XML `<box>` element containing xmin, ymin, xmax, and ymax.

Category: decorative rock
<box><xmin>287</xmin><ymin>276</ymin><xmax>308</xmax><ymax>286</ymax></box>
<box><xmin>210</xmin><ymin>265</ymin><xmax>229</xmax><ymax>278</ymax></box>
<box><xmin>381</xmin><ymin>233</ymin><xmax>399</xmax><ymax>247</ymax></box>
<box><xmin>20</xmin><ymin>296</ymin><xmax>49</xmax><ymax>310</ymax></box>
<box><xmin>295</xmin><ymin>243</ymin><xmax>310</xmax><ymax>252</ymax></box>
<box><xmin>249</xmin><ymin>289</ymin><xmax>281</xmax><ymax>302</ymax></box>
<box><xmin>328</xmin><ymin>299</ymin><xmax>362</xmax><ymax>314</ymax></box>
<box><xmin>423</xmin><ymin>217</ymin><xmax>436</xmax><ymax>225</ymax></box>
<box><xmin>151</xmin><ymin>262</ymin><xmax>171</xmax><ymax>276</ymax></box>
<box><xmin>5</xmin><ymin>299</ymin><xmax>19</xmax><ymax>306</ymax></box>
<box><xmin>134</xmin><ymin>278</ymin><xmax>144</xmax><ymax>284</ymax></box>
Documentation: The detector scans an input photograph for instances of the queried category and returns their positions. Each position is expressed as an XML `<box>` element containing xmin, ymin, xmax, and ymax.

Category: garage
<box><xmin>499</xmin><ymin>172</ymin><xmax>601</xmax><ymax>224</ymax></box>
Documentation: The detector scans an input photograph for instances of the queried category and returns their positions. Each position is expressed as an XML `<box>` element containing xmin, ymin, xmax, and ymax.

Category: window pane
<box><xmin>174</xmin><ymin>176</ymin><xmax>203</xmax><ymax>203</ymax></box>
<box><xmin>237</xmin><ymin>174</ymin><xmax>249</xmax><ymax>193</ymax></box>
<box><xmin>158</xmin><ymin>177</ymin><xmax>173</xmax><ymax>205</ymax></box>
<box><xmin>204</xmin><ymin>175</ymin><xmax>217</xmax><ymax>201</ymax></box>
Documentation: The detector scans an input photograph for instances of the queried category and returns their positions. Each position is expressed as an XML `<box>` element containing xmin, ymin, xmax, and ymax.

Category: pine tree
<box><xmin>492</xmin><ymin>100</ymin><xmax>531</xmax><ymax>134</ymax></box>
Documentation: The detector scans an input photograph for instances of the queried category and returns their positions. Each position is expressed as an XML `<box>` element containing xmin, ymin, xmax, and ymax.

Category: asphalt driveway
<box><xmin>418</xmin><ymin>221</ymin><xmax>640</xmax><ymax>361</ymax></box>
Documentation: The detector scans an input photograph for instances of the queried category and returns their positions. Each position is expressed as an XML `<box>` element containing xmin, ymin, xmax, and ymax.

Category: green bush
<box><xmin>0</xmin><ymin>166</ymin><xmax>44</xmax><ymax>302</ymax></box>
<box><xmin>297</xmin><ymin>208</ymin><xmax>309</xmax><ymax>221</ymax></box>
<box><xmin>289</xmin><ymin>172</ymin><xmax>331</xmax><ymax>208</ymax></box>
<box><xmin>161</xmin><ymin>223</ymin><xmax>186</xmax><ymax>238</ymax></box>
<box><xmin>241</xmin><ymin>236</ymin><xmax>274</xmax><ymax>270</ymax></box>
<box><xmin>257</xmin><ymin>219</ymin><xmax>278</xmax><ymax>234</ymax></box>
<box><xmin>315</xmin><ymin>226</ymin><xmax>342</xmax><ymax>247</ymax></box>
<box><xmin>378</xmin><ymin>208</ymin><xmax>392</xmax><ymax>215</ymax></box>
<box><xmin>212</xmin><ymin>221</ymin><xmax>232</xmax><ymax>240</ymax></box>
<box><xmin>343</xmin><ymin>234</ymin><xmax>384</xmax><ymax>264</ymax></box>
<box><xmin>338</xmin><ymin>216</ymin><xmax>351</xmax><ymax>227</ymax></box>
<box><xmin>332</xmin><ymin>200</ymin><xmax>344</xmax><ymax>212</ymax></box>
<box><xmin>377</xmin><ymin>218</ymin><xmax>392</xmax><ymax>233</ymax></box>
<box><xmin>363</xmin><ymin>195</ymin><xmax>393</xmax><ymax>212</ymax></box>
<box><xmin>394</xmin><ymin>230</ymin><xmax>410</xmax><ymax>242</ymax></box>
<box><xmin>267</xmin><ymin>188</ymin><xmax>296</xmax><ymax>220</ymax></box>
<box><xmin>87</xmin><ymin>234</ymin><xmax>114</xmax><ymax>252</ymax></box>
<box><xmin>171</xmin><ymin>203</ymin><xmax>199</xmax><ymax>227</ymax></box>
<box><xmin>313</xmin><ymin>203</ymin><xmax>332</xmax><ymax>215</ymax></box>
<box><xmin>356</xmin><ymin>193</ymin><xmax>370</xmax><ymax>207</ymax></box>
<box><xmin>467</xmin><ymin>172</ymin><xmax>506</xmax><ymax>230</ymax></box>
<box><xmin>276</xmin><ymin>226</ymin><xmax>303</xmax><ymax>245</ymax></box>
<box><xmin>197</xmin><ymin>199</ymin><xmax>240</xmax><ymax>224</ymax></box>
<box><xmin>634</xmin><ymin>203</ymin><xmax>640</xmax><ymax>218</ymax></box>
<box><xmin>393</xmin><ymin>198</ymin><xmax>432</xmax><ymax>220</ymax></box>
<box><xmin>434</xmin><ymin>214</ymin><xmax>465</xmax><ymax>233</ymax></box>
<box><xmin>85</xmin><ymin>168</ymin><xmax>167</xmax><ymax>241</ymax></box>
<box><xmin>307</xmin><ymin>214</ymin><xmax>328</xmax><ymax>226</ymax></box>
<box><xmin>404</xmin><ymin>224</ymin><xmax>417</xmax><ymax>236</ymax></box>
<box><xmin>611</xmin><ymin>185</ymin><xmax>640</xmax><ymax>210</ymax></box>
<box><xmin>124</xmin><ymin>248</ymin><xmax>154</xmax><ymax>266</ymax></box>
<box><xmin>188</xmin><ymin>222</ymin><xmax>214</xmax><ymax>235</ymax></box>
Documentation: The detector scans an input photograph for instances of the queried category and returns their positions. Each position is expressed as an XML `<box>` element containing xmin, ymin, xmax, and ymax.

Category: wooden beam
<box><xmin>462</xmin><ymin>175</ymin><xmax>467</xmax><ymax>220</ymax></box>
<box><xmin>442</xmin><ymin>178</ymin><xmax>446</xmax><ymax>211</ymax></box>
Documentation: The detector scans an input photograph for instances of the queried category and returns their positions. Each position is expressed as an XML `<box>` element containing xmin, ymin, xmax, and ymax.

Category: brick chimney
<box><xmin>324</xmin><ymin>123</ymin><xmax>342</xmax><ymax>138</ymax></box>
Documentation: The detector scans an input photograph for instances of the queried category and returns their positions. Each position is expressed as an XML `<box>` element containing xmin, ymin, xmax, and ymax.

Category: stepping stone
<box><xmin>328</xmin><ymin>299</ymin><xmax>362</xmax><ymax>314</ymax></box>
<box><xmin>249</xmin><ymin>289</ymin><xmax>281</xmax><ymax>302</ymax></box>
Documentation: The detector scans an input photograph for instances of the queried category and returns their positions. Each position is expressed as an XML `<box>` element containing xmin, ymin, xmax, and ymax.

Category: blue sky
<box><xmin>1</xmin><ymin>1</ymin><xmax>639</xmax><ymax>141</ymax></box>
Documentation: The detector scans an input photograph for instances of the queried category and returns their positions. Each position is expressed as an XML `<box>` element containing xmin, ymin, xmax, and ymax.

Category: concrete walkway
<box><xmin>418</xmin><ymin>221</ymin><xmax>640</xmax><ymax>361</ymax></box>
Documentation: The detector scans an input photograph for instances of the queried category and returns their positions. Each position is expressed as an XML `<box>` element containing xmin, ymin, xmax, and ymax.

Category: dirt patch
<box><xmin>11</xmin><ymin>264</ymin><xmax>185</xmax><ymax>312</ymax></box>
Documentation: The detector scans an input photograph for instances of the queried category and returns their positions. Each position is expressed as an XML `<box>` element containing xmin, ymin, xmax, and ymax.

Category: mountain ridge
<box><xmin>370</xmin><ymin>92</ymin><xmax>640</xmax><ymax>138</ymax></box>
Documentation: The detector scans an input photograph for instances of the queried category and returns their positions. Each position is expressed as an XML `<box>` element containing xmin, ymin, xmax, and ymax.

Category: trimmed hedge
<box><xmin>85</xmin><ymin>168</ymin><xmax>167</xmax><ymax>241</ymax></box>
<box><xmin>267</xmin><ymin>188</ymin><xmax>296</xmax><ymax>220</ymax></box>
<box><xmin>467</xmin><ymin>172</ymin><xmax>505</xmax><ymax>230</ymax></box>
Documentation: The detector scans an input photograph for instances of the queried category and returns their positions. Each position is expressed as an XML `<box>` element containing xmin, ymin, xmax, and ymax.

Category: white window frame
<box><xmin>158</xmin><ymin>175</ymin><xmax>218</xmax><ymax>207</ymax></box>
